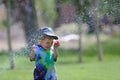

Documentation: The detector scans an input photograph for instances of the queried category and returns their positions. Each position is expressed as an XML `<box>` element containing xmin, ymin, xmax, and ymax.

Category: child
<box><xmin>30</xmin><ymin>27</ymin><xmax>60</xmax><ymax>80</ymax></box>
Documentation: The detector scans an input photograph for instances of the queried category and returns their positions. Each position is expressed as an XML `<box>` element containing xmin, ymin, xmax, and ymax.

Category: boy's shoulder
<box><xmin>36</xmin><ymin>45</ymin><xmax>43</xmax><ymax>49</ymax></box>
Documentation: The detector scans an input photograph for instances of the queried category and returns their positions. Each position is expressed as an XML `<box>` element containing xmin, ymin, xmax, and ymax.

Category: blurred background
<box><xmin>0</xmin><ymin>0</ymin><xmax>120</xmax><ymax>80</ymax></box>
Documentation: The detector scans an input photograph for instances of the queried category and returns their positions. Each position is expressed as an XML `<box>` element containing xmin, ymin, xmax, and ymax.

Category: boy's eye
<box><xmin>47</xmin><ymin>42</ymin><xmax>52</xmax><ymax>44</ymax></box>
<box><xmin>46</xmin><ymin>41</ymin><xmax>53</xmax><ymax>44</ymax></box>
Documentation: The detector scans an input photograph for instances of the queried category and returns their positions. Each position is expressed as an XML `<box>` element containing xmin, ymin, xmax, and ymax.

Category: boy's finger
<box><xmin>32</xmin><ymin>45</ymin><xmax>36</xmax><ymax>48</ymax></box>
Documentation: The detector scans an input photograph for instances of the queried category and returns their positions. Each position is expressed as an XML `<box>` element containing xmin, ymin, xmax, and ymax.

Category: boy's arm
<box><xmin>53</xmin><ymin>48</ymin><xmax>58</xmax><ymax>62</ymax></box>
<box><xmin>53</xmin><ymin>40</ymin><xmax>60</xmax><ymax>61</ymax></box>
<box><xmin>29</xmin><ymin>45</ymin><xmax>36</xmax><ymax>61</ymax></box>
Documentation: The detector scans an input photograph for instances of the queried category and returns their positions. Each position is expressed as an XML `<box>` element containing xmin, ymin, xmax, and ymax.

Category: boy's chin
<box><xmin>45</xmin><ymin>47</ymin><xmax>50</xmax><ymax>50</ymax></box>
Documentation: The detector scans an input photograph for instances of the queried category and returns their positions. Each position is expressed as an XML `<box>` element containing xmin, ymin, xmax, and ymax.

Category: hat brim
<box><xmin>44</xmin><ymin>34</ymin><xmax>58</xmax><ymax>40</ymax></box>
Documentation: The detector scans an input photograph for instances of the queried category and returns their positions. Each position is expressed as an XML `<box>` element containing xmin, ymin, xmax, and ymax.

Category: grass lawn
<box><xmin>57</xmin><ymin>55</ymin><xmax>120</xmax><ymax>80</ymax></box>
<box><xmin>0</xmin><ymin>54</ymin><xmax>120</xmax><ymax>80</ymax></box>
<box><xmin>0</xmin><ymin>34</ymin><xmax>120</xmax><ymax>80</ymax></box>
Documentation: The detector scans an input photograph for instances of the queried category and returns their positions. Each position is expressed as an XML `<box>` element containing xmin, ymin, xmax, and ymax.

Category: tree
<box><xmin>76</xmin><ymin>0</ymin><xmax>83</xmax><ymax>63</ymax></box>
<box><xmin>14</xmin><ymin>0</ymin><xmax>39</xmax><ymax>54</ymax></box>
<box><xmin>35</xmin><ymin>0</ymin><xmax>57</xmax><ymax>28</ymax></box>
<box><xmin>75</xmin><ymin>0</ymin><xmax>103</xmax><ymax>61</ymax></box>
<box><xmin>74</xmin><ymin>0</ymin><xmax>96</xmax><ymax>33</ymax></box>
<box><xmin>77</xmin><ymin>17</ymin><xmax>83</xmax><ymax>63</ymax></box>
<box><xmin>3</xmin><ymin>0</ymin><xmax>39</xmax><ymax>55</ymax></box>
<box><xmin>100</xmin><ymin>0</ymin><xmax>120</xmax><ymax>25</ymax></box>
<box><xmin>92</xmin><ymin>0</ymin><xmax>103</xmax><ymax>61</ymax></box>
<box><xmin>3</xmin><ymin>0</ymin><xmax>15</xmax><ymax>69</ymax></box>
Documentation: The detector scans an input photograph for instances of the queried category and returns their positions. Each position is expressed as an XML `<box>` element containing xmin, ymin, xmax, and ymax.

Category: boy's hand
<box><xmin>54</xmin><ymin>40</ymin><xmax>60</xmax><ymax>48</ymax></box>
<box><xmin>30</xmin><ymin>44</ymin><xmax>36</xmax><ymax>61</ymax></box>
<box><xmin>32</xmin><ymin>44</ymin><xmax>36</xmax><ymax>53</ymax></box>
<box><xmin>53</xmin><ymin>40</ymin><xmax>60</xmax><ymax>61</ymax></box>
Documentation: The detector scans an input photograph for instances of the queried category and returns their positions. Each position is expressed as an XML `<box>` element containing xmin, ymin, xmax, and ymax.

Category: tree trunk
<box><xmin>75</xmin><ymin>0</ymin><xmax>83</xmax><ymax>63</ymax></box>
<box><xmin>93</xmin><ymin>0</ymin><xmax>103</xmax><ymax>61</ymax></box>
<box><xmin>54</xmin><ymin>0</ymin><xmax>62</xmax><ymax>28</ymax></box>
<box><xmin>16</xmin><ymin>0</ymin><xmax>38</xmax><ymax>52</ymax></box>
<box><xmin>77</xmin><ymin>17</ymin><xmax>83</xmax><ymax>63</ymax></box>
<box><xmin>6</xmin><ymin>0</ymin><xmax>15</xmax><ymax>69</ymax></box>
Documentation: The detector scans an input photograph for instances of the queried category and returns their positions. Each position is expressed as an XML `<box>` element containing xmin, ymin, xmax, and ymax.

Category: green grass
<box><xmin>0</xmin><ymin>34</ymin><xmax>120</xmax><ymax>80</ymax></box>
<box><xmin>57</xmin><ymin>59</ymin><xmax>120</xmax><ymax>80</ymax></box>
<box><xmin>0</xmin><ymin>54</ymin><xmax>120</xmax><ymax>80</ymax></box>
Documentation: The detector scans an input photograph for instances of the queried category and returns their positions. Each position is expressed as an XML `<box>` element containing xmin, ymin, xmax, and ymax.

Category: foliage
<box><xmin>100</xmin><ymin>0</ymin><xmax>120</xmax><ymax>17</ymax></box>
<box><xmin>57</xmin><ymin>0</ymin><xmax>74</xmax><ymax>4</ymax></box>
<box><xmin>0</xmin><ymin>19</ymin><xmax>5</xmax><ymax>28</ymax></box>
<box><xmin>35</xmin><ymin>0</ymin><xmax>57</xmax><ymax>27</ymax></box>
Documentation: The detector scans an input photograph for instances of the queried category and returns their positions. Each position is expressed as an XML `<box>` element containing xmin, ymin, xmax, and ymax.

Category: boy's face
<box><xmin>40</xmin><ymin>36</ymin><xmax>54</xmax><ymax>50</ymax></box>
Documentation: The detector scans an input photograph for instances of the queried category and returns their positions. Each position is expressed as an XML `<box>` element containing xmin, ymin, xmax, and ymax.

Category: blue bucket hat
<box><xmin>40</xmin><ymin>27</ymin><xmax>58</xmax><ymax>40</ymax></box>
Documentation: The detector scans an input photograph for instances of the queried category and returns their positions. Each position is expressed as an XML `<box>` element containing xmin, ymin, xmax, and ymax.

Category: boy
<box><xmin>30</xmin><ymin>27</ymin><xmax>60</xmax><ymax>80</ymax></box>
